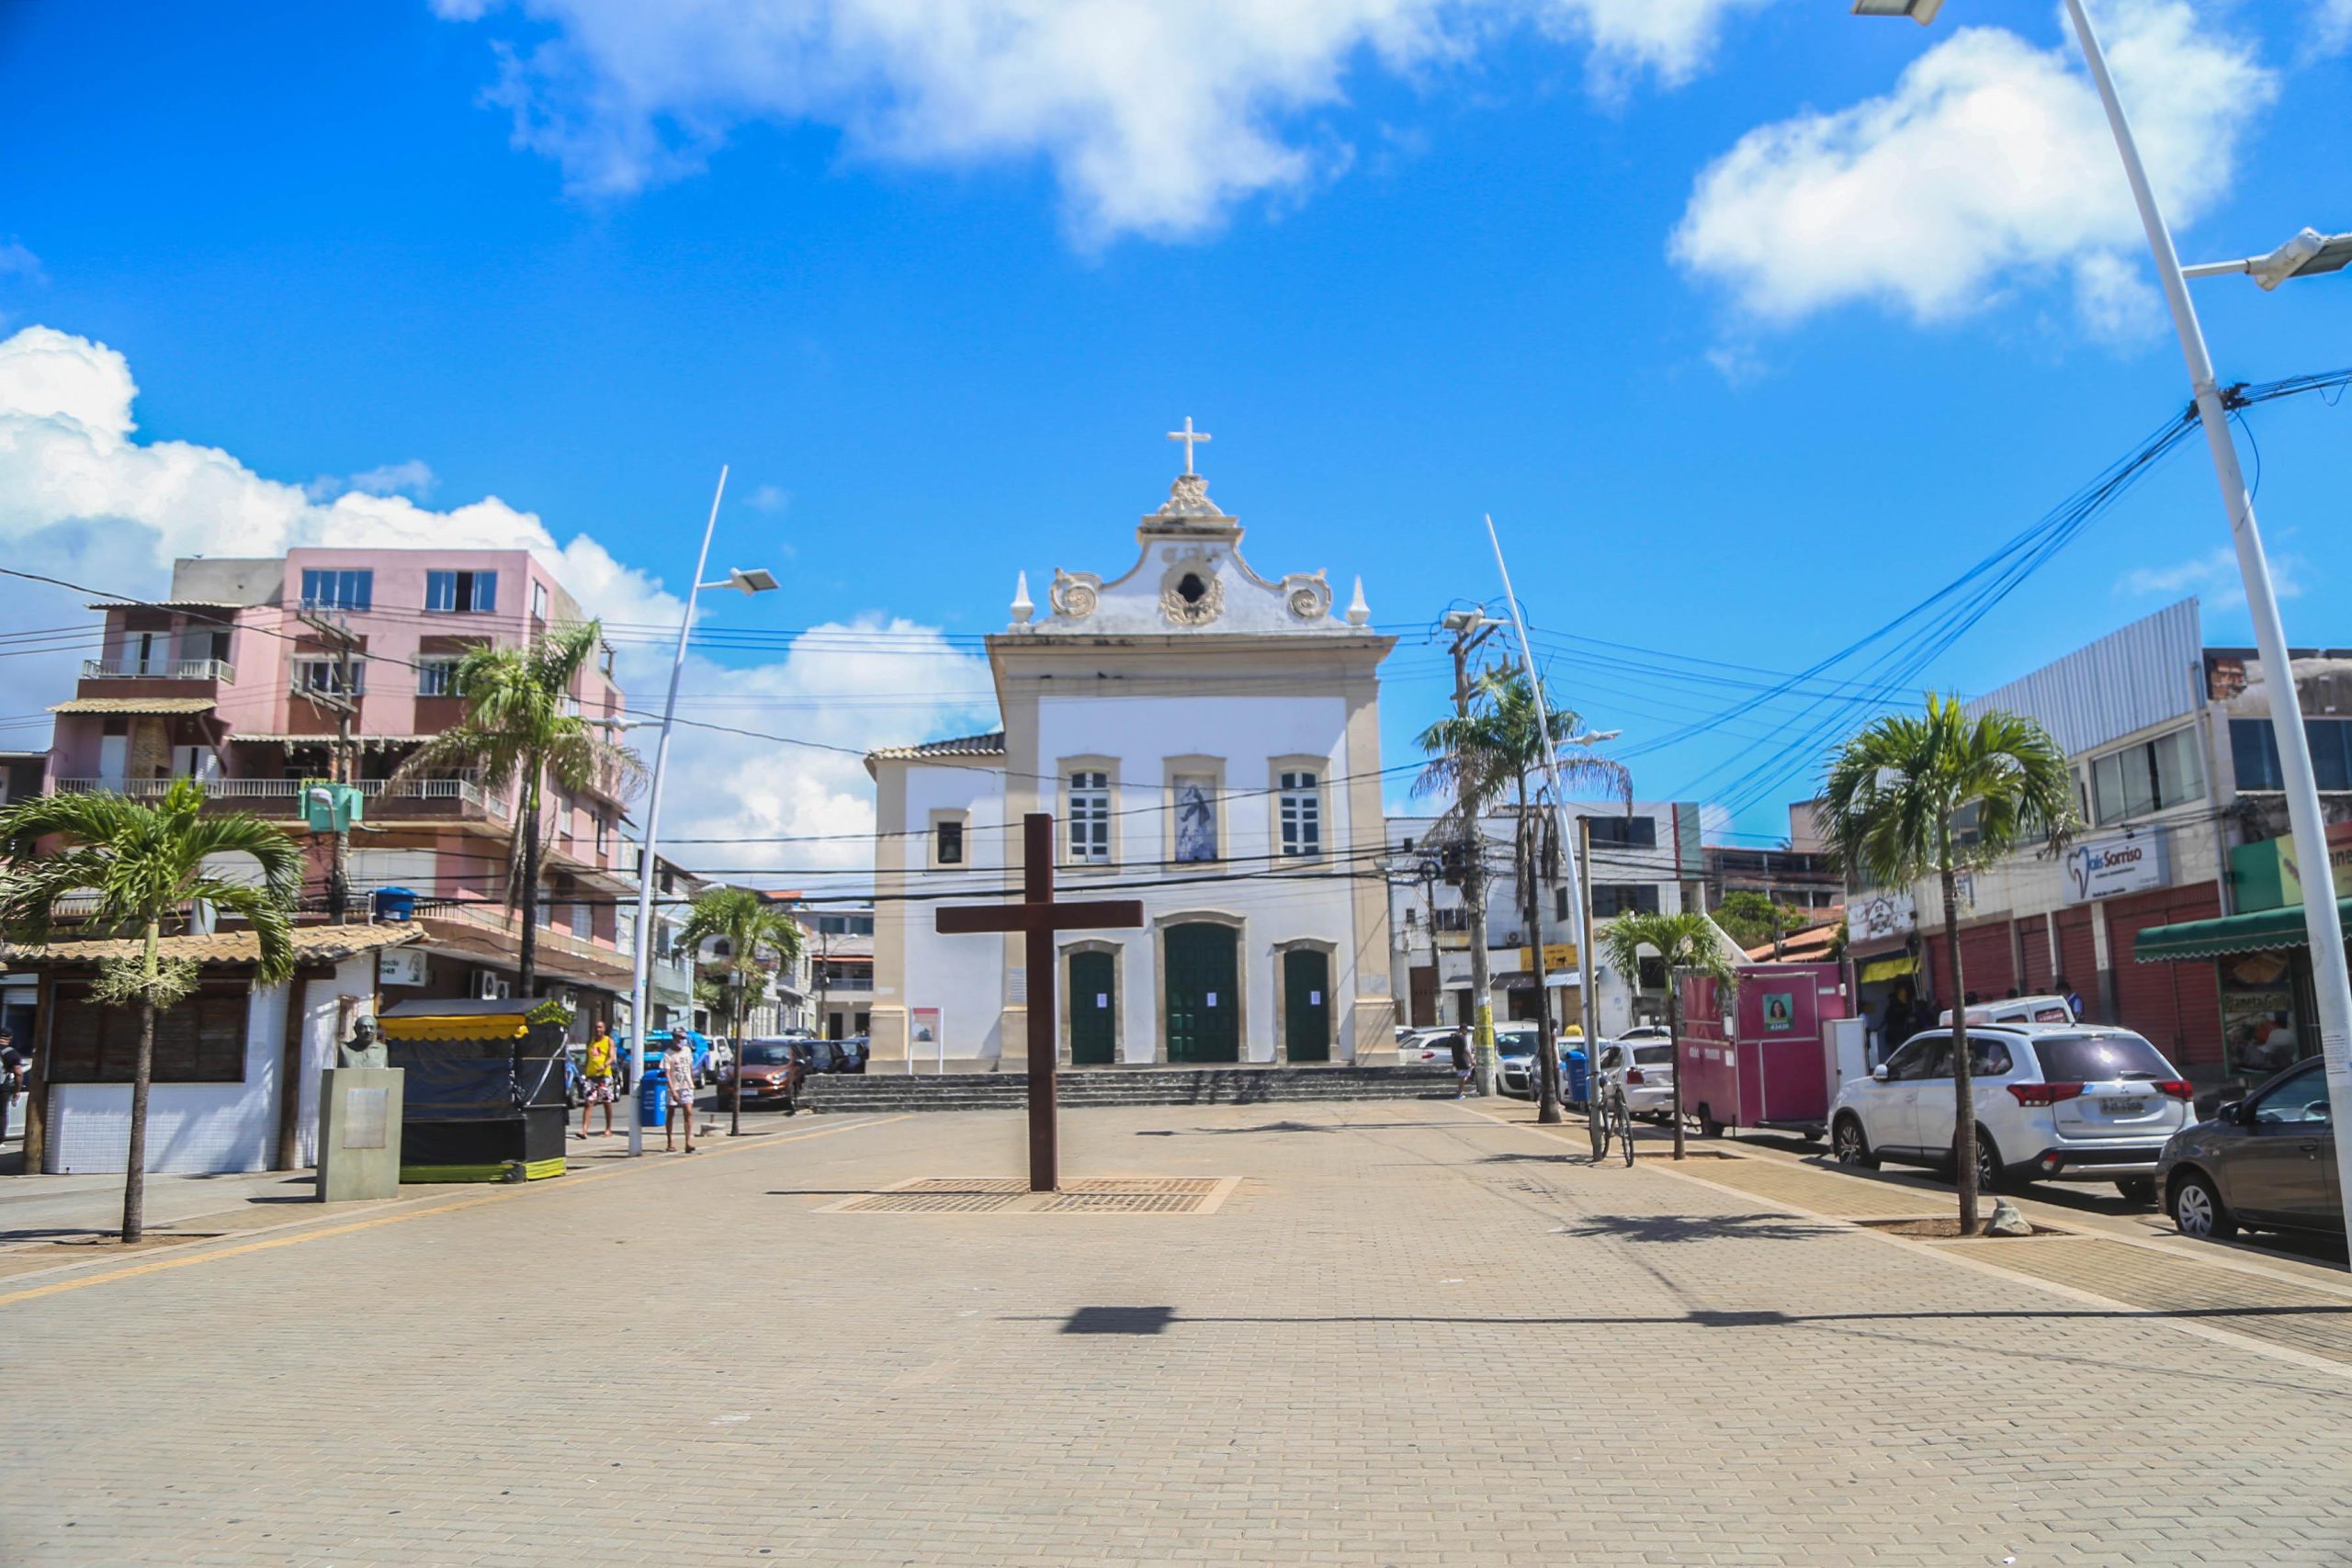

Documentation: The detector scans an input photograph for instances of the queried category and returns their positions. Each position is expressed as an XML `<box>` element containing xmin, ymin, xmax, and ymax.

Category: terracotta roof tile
<box><xmin>6</xmin><ymin>922</ymin><xmax>423</xmax><ymax>969</ymax></box>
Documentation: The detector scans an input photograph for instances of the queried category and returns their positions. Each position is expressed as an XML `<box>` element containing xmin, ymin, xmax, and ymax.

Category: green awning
<box><xmin>2133</xmin><ymin>895</ymin><xmax>2352</xmax><ymax>963</ymax></box>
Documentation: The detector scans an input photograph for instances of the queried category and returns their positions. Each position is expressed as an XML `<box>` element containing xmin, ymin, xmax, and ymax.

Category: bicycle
<box><xmin>1588</xmin><ymin>1081</ymin><xmax>1635</xmax><ymax>1167</ymax></box>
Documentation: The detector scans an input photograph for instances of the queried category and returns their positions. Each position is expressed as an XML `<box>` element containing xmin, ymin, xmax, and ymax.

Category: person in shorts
<box><xmin>578</xmin><ymin>1020</ymin><xmax>617</xmax><ymax>1138</ymax></box>
<box><xmin>663</xmin><ymin>1035</ymin><xmax>698</xmax><ymax>1154</ymax></box>
<box><xmin>1450</xmin><ymin>1031</ymin><xmax>1473</xmax><ymax>1100</ymax></box>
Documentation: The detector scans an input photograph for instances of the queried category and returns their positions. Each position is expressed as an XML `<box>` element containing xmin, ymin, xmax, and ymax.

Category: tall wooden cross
<box><xmin>934</xmin><ymin>813</ymin><xmax>1144</xmax><ymax>1192</ymax></box>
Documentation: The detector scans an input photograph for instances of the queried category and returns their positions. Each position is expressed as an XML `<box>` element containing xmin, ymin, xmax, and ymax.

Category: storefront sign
<box><xmin>1850</xmin><ymin>890</ymin><xmax>1916</xmax><ymax>943</ymax></box>
<box><xmin>2233</xmin><ymin>823</ymin><xmax>2352</xmax><ymax>913</ymax></box>
<box><xmin>1514</xmin><ymin>943</ymin><xmax>1579</xmax><ymax>972</ymax></box>
<box><xmin>2064</xmin><ymin>831</ymin><xmax>2169</xmax><ymax>904</ymax></box>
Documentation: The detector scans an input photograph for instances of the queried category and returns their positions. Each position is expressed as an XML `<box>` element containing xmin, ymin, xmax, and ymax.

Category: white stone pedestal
<box><xmin>316</xmin><ymin>1066</ymin><xmax>404</xmax><ymax>1202</ymax></box>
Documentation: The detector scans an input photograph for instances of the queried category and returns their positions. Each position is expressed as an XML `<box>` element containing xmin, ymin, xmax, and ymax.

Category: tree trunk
<box><xmin>1525</xmin><ymin>790</ymin><xmax>1562</xmax><ymax>1124</ymax></box>
<box><xmin>517</xmin><ymin>788</ymin><xmax>542</xmax><ymax>997</ymax></box>
<box><xmin>122</xmin><ymin>921</ymin><xmax>159</xmax><ymax>1244</ymax></box>
<box><xmin>1942</xmin><ymin>865</ymin><xmax>1980</xmax><ymax>1231</ymax></box>
<box><xmin>1464</xmin><ymin>829</ymin><xmax>1495</xmax><ymax>1097</ymax></box>
<box><xmin>1668</xmin><ymin>975</ymin><xmax>1686</xmax><ymax>1162</ymax></box>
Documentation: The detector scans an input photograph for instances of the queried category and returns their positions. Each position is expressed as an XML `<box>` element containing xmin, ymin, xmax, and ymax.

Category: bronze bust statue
<box><xmin>338</xmin><ymin>1016</ymin><xmax>388</xmax><ymax>1071</ymax></box>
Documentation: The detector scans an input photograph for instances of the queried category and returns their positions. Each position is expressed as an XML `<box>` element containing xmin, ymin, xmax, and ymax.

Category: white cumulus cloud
<box><xmin>0</xmin><ymin>324</ymin><xmax>994</xmax><ymax>876</ymax></box>
<box><xmin>2318</xmin><ymin>0</ymin><xmax>2352</xmax><ymax>53</ymax></box>
<box><xmin>2115</xmin><ymin>546</ymin><xmax>2305</xmax><ymax>613</ymax></box>
<box><xmin>1670</xmin><ymin>0</ymin><xmax>2274</xmax><ymax>335</ymax></box>
<box><xmin>435</xmin><ymin>0</ymin><xmax>1776</xmax><ymax>243</ymax></box>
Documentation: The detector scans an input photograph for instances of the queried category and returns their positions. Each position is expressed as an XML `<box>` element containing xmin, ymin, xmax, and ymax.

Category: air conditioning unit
<box><xmin>472</xmin><ymin>970</ymin><xmax>512</xmax><ymax>1001</ymax></box>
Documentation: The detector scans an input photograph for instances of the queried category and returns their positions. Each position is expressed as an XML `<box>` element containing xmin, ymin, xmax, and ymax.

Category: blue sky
<box><xmin>1</xmin><ymin>0</ymin><xmax>2347</xmax><ymax>877</ymax></box>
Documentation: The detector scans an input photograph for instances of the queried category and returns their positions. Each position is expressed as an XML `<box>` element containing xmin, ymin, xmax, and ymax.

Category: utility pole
<box><xmin>1443</xmin><ymin>609</ymin><xmax>1501</xmax><ymax>1096</ymax></box>
<box><xmin>1522</xmin><ymin>801</ymin><xmax>1564</xmax><ymax>1123</ymax></box>
<box><xmin>297</xmin><ymin>610</ymin><xmax>362</xmax><ymax>921</ymax></box>
<box><xmin>1577</xmin><ymin>816</ymin><xmax>1601</xmax><ymax>1148</ymax></box>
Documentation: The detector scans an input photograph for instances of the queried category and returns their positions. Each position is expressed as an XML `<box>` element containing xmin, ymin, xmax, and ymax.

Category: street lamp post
<box><xmin>1853</xmin><ymin>0</ymin><xmax>2352</xmax><ymax>1234</ymax></box>
<box><xmin>624</xmin><ymin>464</ymin><xmax>781</xmax><ymax>1156</ymax></box>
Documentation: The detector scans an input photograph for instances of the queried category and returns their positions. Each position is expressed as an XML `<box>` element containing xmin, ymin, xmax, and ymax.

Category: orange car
<box><xmin>716</xmin><ymin>1039</ymin><xmax>808</xmax><ymax>1111</ymax></box>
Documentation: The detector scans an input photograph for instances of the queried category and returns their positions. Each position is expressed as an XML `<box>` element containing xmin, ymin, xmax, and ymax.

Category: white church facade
<box><xmin>866</xmin><ymin>441</ymin><xmax>1398</xmax><ymax>1069</ymax></box>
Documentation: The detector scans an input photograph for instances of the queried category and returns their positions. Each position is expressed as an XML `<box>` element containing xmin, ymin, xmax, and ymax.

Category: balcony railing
<box><xmin>81</xmin><ymin>658</ymin><xmax>235</xmax><ymax>682</ymax></box>
<box><xmin>53</xmin><ymin>775</ymin><xmax>502</xmax><ymax>816</ymax></box>
<box><xmin>413</xmin><ymin>897</ymin><xmax>628</xmax><ymax>974</ymax></box>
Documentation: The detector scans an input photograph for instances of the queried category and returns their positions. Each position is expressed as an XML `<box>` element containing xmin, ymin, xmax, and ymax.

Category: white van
<box><xmin>1938</xmin><ymin>994</ymin><xmax>2075</xmax><ymax>1028</ymax></box>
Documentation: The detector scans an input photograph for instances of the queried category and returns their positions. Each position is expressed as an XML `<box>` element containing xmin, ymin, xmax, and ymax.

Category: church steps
<box><xmin>797</xmin><ymin>1066</ymin><xmax>1460</xmax><ymax>1114</ymax></box>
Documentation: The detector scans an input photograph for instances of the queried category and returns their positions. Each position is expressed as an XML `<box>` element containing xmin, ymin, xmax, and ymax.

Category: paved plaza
<box><xmin>3</xmin><ymin>1100</ymin><xmax>2351</xmax><ymax>1566</ymax></box>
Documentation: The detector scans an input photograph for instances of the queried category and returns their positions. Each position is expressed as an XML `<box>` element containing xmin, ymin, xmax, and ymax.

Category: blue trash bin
<box><xmin>639</xmin><ymin>1071</ymin><xmax>669</xmax><ymax>1130</ymax></box>
<box><xmin>1566</xmin><ymin>1048</ymin><xmax>1590</xmax><ymax>1107</ymax></box>
<box><xmin>372</xmin><ymin>886</ymin><xmax>418</xmax><ymax>922</ymax></box>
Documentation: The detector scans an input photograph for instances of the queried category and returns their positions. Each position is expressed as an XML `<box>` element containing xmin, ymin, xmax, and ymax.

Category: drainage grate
<box><xmin>836</xmin><ymin>1190</ymin><xmax>1025</xmax><ymax>1213</ymax></box>
<box><xmin>820</xmin><ymin>1176</ymin><xmax>1237</xmax><ymax>1215</ymax></box>
<box><xmin>1038</xmin><ymin>1191</ymin><xmax>1206</xmax><ymax>1213</ymax></box>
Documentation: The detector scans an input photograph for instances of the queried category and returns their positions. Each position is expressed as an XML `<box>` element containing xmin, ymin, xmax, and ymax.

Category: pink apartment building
<box><xmin>45</xmin><ymin>547</ymin><xmax>639</xmax><ymax>1014</ymax></box>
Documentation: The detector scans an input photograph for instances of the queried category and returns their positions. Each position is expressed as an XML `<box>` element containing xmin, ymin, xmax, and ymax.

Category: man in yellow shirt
<box><xmin>579</xmin><ymin>1020</ymin><xmax>617</xmax><ymax>1138</ymax></box>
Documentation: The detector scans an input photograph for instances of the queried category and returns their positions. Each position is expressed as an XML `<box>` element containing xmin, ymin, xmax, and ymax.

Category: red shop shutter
<box><xmin>1959</xmin><ymin>924</ymin><xmax>2016</xmax><ymax>999</ymax></box>
<box><xmin>2013</xmin><ymin>915</ymin><xmax>2051</xmax><ymax>994</ymax></box>
<box><xmin>2109</xmin><ymin>886</ymin><xmax>2223</xmax><ymax>1066</ymax></box>
<box><xmin>2056</xmin><ymin>910</ymin><xmax>2099</xmax><ymax>1021</ymax></box>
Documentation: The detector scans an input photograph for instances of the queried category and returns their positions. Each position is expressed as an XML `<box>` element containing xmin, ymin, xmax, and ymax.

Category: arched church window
<box><xmin>1175</xmin><ymin>572</ymin><xmax>1208</xmax><ymax>604</ymax></box>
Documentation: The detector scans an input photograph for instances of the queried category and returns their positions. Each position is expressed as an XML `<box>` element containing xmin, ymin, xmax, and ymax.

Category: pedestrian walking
<box><xmin>578</xmin><ymin>1019</ymin><xmax>617</xmax><ymax>1138</ymax></box>
<box><xmin>1449</xmin><ymin>1030</ymin><xmax>1472</xmax><ymax>1100</ymax></box>
<box><xmin>2056</xmin><ymin>975</ymin><xmax>2085</xmax><ymax>1021</ymax></box>
<box><xmin>0</xmin><ymin>1027</ymin><xmax>22</xmax><ymax>1142</ymax></box>
<box><xmin>663</xmin><ymin>1033</ymin><xmax>697</xmax><ymax>1153</ymax></box>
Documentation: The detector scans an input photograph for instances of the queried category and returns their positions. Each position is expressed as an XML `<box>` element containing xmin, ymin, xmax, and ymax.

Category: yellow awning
<box><xmin>1860</xmin><ymin>954</ymin><xmax>1917</xmax><ymax>984</ymax></box>
<box><xmin>379</xmin><ymin>1013</ymin><xmax>532</xmax><ymax>1042</ymax></box>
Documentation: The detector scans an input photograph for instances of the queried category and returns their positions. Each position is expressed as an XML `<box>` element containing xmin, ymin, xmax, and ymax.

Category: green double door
<box><xmin>1283</xmin><ymin>949</ymin><xmax>1331</xmax><ymax>1063</ymax></box>
<box><xmin>1164</xmin><ymin>923</ymin><xmax>1239</xmax><ymax>1064</ymax></box>
<box><xmin>1069</xmin><ymin>951</ymin><xmax>1117</xmax><ymax>1066</ymax></box>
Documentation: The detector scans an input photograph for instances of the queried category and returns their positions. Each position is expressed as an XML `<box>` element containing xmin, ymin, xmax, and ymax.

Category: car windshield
<box><xmin>2030</xmin><ymin>1033</ymin><xmax>2171</xmax><ymax>1082</ymax></box>
<box><xmin>740</xmin><ymin>1043</ymin><xmax>797</xmax><ymax>1066</ymax></box>
<box><xmin>1633</xmin><ymin>1046</ymin><xmax>1673</xmax><ymax>1067</ymax></box>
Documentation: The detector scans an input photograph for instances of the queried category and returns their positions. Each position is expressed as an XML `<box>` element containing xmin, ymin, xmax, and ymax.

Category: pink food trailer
<box><xmin>1677</xmin><ymin>963</ymin><xmax>1855</xmax><ymax>1140</ymax></box>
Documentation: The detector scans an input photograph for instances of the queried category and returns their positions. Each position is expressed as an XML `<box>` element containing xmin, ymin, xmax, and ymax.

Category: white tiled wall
<box><xmin>45</xmin><ymin>954</ymin><xmax>377</xmax><ymax>1174</ymax></box>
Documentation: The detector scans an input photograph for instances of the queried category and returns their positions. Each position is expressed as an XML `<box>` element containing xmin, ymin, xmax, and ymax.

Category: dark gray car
<box><xmin>2156</xmin><ymin>1056</ymin><xmax>2340</xmax><ymax>1240</ymax></box>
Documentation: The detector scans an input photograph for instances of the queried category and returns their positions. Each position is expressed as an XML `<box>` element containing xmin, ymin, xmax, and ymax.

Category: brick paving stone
<box><xmin>1</xmin><ymin>1100</ymin><xmax>2348</xmax><ymax>1565</ymax></box>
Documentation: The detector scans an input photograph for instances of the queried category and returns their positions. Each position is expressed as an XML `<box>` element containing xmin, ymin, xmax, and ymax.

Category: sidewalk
<box><xmin>3</xmin><ymin>1100</ymin><xmax>2347</xmax><ymax>1566</ymax></box>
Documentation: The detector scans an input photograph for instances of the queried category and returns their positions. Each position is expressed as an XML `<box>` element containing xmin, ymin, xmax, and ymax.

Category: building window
<box><xmin>1433</xmin><ymin>907</ymin><xmax>1469</xmax><ymax>933</ymax></box>
<box><xmin>296</xmin><ymin>659</ymin><xmax>365</xmax><ymax>695</ymax></box>
<box><xmin>1172</xmin><ymin>774</ymin><xmax>1217</xmax><ymax>863</ymax></box>
<box><xmin>2090</xmin><ymin>728</ymin><xmax>2204</xmax><ymax>825</ymax></box>
<box><xmin>1555</xmin><ymin>887</ymin><xmax>1570</xmax><ymax>922</ymax></box>
<box><xmin>48</xmin><ymin>982</ymin><xmax>250</xmax><ymax>1083</ymax></box>
<box><xmin>530</xmin><ymin>581</ymin><xmax>550</xmax><ymax>620</ymax></box>
<box><xmin>299</xmin><ymin>569</ymin><xmax>372</xmax><ymax>612</ymax></box>
<box><xmin>417</xmin><ymin>658</ymin><xmax>462</xmax><ymax>697</ymax></box>
<box><xmin>1586</xmin><ymin>816</ymin><xmax>1657</xmax><ymax>849</ymax></box>
<box><xmin>2233</xmin><ymin>716</ymin><xmax>2352</xmax><ymax>794</ymax></box>
<box><xmin>1069</xmin><ymin>772</ymin><xmax>1111</xmax><ymax>863</ymax></box>
<box><xmin>935</xmin><ymin>819</ymin><xmax>965</xmax><ymax>866</ymax></box>
<box><xmin>425</xmin><ymin>570</ymin><xmax>497</xmax><ymax>614</ymax></box>
<box><xmin>1277</xmin><ymin>771</ymin><xmax>1321</xmax><ymax>858</ymax></box>
<box><xmin>1593</xmin><ymin>885</ymin><xmax>1662</xmax><ymax>919</ymax></box>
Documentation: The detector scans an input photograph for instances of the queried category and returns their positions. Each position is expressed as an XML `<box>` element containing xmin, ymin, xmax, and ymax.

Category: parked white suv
<box><xmin>1827</xmin><ymin>1025</ymin><xmax>2193</xmax><ymax>1199</ymax></box>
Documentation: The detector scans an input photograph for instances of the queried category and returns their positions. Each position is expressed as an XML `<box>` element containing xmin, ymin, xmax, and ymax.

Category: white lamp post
<box><xmin>624</xmin><ymin>465</ymin><xmax>782</xmax><ymax>1156</ymax></box>
<box><xmin>1853</xmin><ymin>0</ymin><xmax>2352</xmax><ymax>1235</ymax></box>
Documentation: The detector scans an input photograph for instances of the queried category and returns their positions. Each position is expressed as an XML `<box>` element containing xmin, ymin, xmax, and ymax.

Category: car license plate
<box><xmin>2101</xmin><ymin>1098</ymin><xmax>2146</xmax><ymax>1116</ymax></box>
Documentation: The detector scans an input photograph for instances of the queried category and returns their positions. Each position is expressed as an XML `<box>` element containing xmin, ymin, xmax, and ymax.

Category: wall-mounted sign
<box><xmin>2232</xmin><ymin>822</ymin><xmax>2352</xmax><ymax>913</ymax></box>
<box><xmin>1850</xmin><ymin>890</ymin><xmax>1916</xmax><ymax>943</ymax></box>
<box><xmin>378</xmin><ymin>948</ymin><xmax>426</xmax><ymax>987</ymax></box>
<box><xmin>2064</xmin><ymin>831</ymin><xmax>2170</xmax><ymax>904</ymax></box>
<box><xmin>1514</xmin><ymin>944</ymin><xmax>1580</xmax><ymax>972</ymax></box>
<box><xmin>1761</xmin><ymin>992</ymin><xmax>1795</xmax><ymax>1033</ymax></box>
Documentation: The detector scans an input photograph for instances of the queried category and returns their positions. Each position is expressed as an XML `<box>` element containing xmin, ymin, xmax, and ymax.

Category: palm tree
<box><xmin>675</xmin><ymin>886</ymin><xmax>806</xmax><ymax>1135</ymax></box>
<box><xmin>0</xmin><ymin>781</ymin><xmax>300</xmax><ymax>1241</ymax></box>
<box><xmin>1817</xmin><ymin>694</ymin><xmax>2077</xmax><ymax>1229</ymax></box>
<box><xmin>1599</xmin><ymin>911</ymin><xmax>1739</xmax><ymax>1161</ymax></box>
<box><xmin>1417</xmin><ymin>671</ymin><xmax>1627</xmax><ymax>1122</ymax></box>
<box><xmin>391</xmin><ymin>623</ymin><xmax>642</xmax><ymax>995</ymax></box>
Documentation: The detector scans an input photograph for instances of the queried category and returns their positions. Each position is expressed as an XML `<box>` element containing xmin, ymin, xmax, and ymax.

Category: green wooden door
<box><xmin>1164</xmin><ymin>923</ymin><xmax>1239</xmax><ymax>1063</ymax></box>
<box><xmin>1283</xmin><ymin>949</ymin><xmax>1331</xmax><ymax>1062</ymax></box>
<box><xmin>1069</xmin><ymin>951</ymin><xmax>1116</xmax><ymax>1066</ymax></box>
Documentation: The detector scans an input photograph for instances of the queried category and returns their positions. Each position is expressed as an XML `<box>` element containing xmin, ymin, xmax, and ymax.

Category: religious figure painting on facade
<box><xmin>1174</xmin><ymin>778</ymin><xmax>1216</xmax><ymax>863</ymax></box>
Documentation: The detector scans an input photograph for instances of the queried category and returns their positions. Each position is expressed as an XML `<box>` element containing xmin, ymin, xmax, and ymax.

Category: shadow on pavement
<box><xmin>1555</xmin><ymin>1212</ymin><xmax>1844</xmax><ymax>1245</ymax></box>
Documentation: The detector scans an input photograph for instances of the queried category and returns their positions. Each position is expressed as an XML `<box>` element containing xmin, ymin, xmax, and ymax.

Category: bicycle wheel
<box><xmin>1589</xmin><ymin>1108</ymin><xmax>1610</xmax><ymax>1163</ymax></box>
<box><xmin>1615</xmin><ymin>1094</ymin><xmax>1635</xmax><ymax>1168</ymax></box>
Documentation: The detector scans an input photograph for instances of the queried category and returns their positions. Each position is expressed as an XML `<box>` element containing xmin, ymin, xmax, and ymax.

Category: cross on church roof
<box><xmin>1166</xmin><ymin>416</ymin><xmax>1211</xmax><ymax>476</ymax></box>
